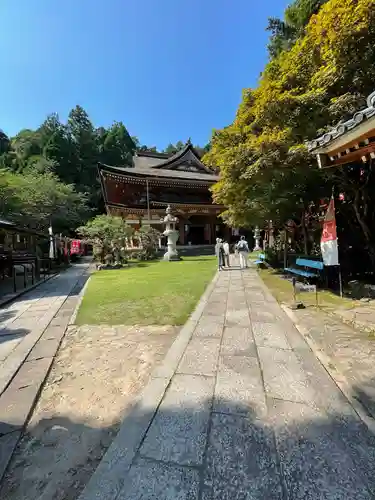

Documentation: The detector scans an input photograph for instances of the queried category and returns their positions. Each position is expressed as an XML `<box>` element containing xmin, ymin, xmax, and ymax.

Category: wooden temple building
<box><xmin>308</xmin><ymin>90</ymin><xmax>375</xmax><ymax>276</ymax></box>
<box><xmin>98</xmin><ymin>141</ymin><xmax>231</xmax><ymax>245</ymax></box>
<box><xmin>308</xmin><ymin>90</ymin><xmax>375</xmax><ymax>167</ymax></box>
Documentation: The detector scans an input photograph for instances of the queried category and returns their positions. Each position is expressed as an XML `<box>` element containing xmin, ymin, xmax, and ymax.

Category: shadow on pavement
<box><xmin>0</xmin><ymin>264</ymin><xmax>91</xmax><ymax>304</ymax></box>
<box><xmin>1</xmin><ymin>383</ymin><xmax>375</xmax><ymax>499</ymax></box>
<box><xmin>0</xmin><ymin>311</ymin><xmax>17</xmax><ymax>324</ymax></box>
<box><xmin>0</xmin><ymin>415</ymin><xmax>119</xmax><ymax>500</ymax></box>
<box><xmin>0</xmin><ymin>328</ymin><xmax>30</xmax><ymax>345</ymax></box>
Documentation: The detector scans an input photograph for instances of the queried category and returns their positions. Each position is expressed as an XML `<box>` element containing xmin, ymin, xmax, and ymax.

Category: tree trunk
<box><xmin>301</xmin><ymin>211</ymin><xmax>308</xmax><ymax>255</ymax></box>
<box><xmin>353</xmin><ymin>190</ymin><xmax>375</xmax><ymax>268</ymax></box>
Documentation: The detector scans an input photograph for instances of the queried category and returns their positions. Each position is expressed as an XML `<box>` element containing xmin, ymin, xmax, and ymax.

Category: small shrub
<box><xmin>135</xmin><ymin>226</ymin><xmax>161</xmax><ymax>261</ymax></box>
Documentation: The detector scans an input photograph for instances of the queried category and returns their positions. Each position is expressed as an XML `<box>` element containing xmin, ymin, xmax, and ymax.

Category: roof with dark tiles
<box><xmin>99</xmin><ymin>141</ymin><xmax>219</xmax><ymax>182</ymax></box>
<box><xmin>99</xmin><ymin>163</ymin><xmax>219</xmax><ymax>182</ymax></box>
<box><xmin>308</xmin><ymin>90</ymin><xmax>375</xmax><ymax>152</ymax></box>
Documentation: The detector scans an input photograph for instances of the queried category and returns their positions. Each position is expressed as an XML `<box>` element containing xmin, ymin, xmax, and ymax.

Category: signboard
<box><xmin>295</xmin><ymin>282</ymin><xmax>317</xmax><ymax>293</ymax></box>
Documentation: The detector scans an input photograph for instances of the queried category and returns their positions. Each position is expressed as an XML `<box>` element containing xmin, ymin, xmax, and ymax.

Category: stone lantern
<box><xmin>253</xmin><ymin>226</ymin><xmax>261</xmax><ymax>251</ymax></box>
<box><xmin>161</xmin><ymin>205</ymin><xmax>181</xmax><ymax>261</ymax></box>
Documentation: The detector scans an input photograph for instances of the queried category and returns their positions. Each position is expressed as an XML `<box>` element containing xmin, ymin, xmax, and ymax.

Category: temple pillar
<box><xmin>210</xmin><ymin>218</ymin><xmax>216</xmax><ymax>244</ymax></box>
<box><xmin>179</xmin><ymin>221</ymin><xmax>185</xmax><ymax>245</ymax></box>
<box><xmin>204</xmin><ymin>222</ymin><xmax>211</xmax><ymax>244</ymax></box>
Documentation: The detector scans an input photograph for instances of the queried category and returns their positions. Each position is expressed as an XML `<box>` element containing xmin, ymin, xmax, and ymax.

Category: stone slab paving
<box><xmin>284</xmin><ymin>304</ymin><xmax>375</xmax><ymax>421</ymax></box>
<box><xmin>80</xmin><ymin>265</ymin><xmax>375</xmax><ymax>500</ymax></box>
<box><xmin>0</xmin><ymin>262</ymin><xmax>90</xmax><ymax>483</ymax></box>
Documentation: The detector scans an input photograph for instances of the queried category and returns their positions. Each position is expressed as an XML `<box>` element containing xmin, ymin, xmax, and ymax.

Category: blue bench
<box><xmin>284</xmin><ymin>258</ymin><xmax>324</xmax><ymax>279</ymax></box>
<box><xmin>254</xmin><ymin>253</ymin><xmax>266</xmax><ymax>266</ymax></box>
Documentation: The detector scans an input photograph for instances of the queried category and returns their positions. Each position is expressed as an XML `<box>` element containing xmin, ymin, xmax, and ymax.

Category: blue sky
<box><xmin>0</xmin><ymin>0</ymin><xmax>289</xmax><ymax>150</ymax></box>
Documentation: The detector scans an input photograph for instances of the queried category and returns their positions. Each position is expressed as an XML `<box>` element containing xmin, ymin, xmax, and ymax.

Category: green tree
<box><xmin>0</xmin><ymin>107</ymin><xmax>153</xmax><ymax>233</ymax></box>
<box><xmin>206</xmin><ymin>0</ymin><xmax>375</xmax><ymax>259</ymax></box>
<box><xmin>194</xmin><ymin>143</ymin><xmax>211</xmax><ymax>157</ymax></box>
<box><xmin>97</xmin><ymin>121</ymin><xmax>135</xmax><ymax>166</ymax></box>
<box><xmin>67</xmin><ymin>105</ymin><xmax>98</xmax><ymax>182</ymax></box>
<box><xmin>0</xmin><ymin>167</ymin><xmax>89</xmax><ymax>233</ymax></box>
<box><xmin>163</xmin><ymin>141</ymin><xmax>185</xmax><ymax>154</ymax></box>
<box><xmin>0</xmin><ymin>129</ymin><xmax>10</xmax><ymax>155</ymax></box>
<box><xmin>77</xmin><ymin>214</ymin><xmax>133</xmax><ymax>264</ymax></box>
<box><xmin>39</xmin><ymin>113</ymin><xmax>77</xmax><ymax>183</ymax></box>
<box><xmin>135</xmin><ymin>225</ymin><xmax>161</xmax><ymax>261</ymax></box>
<box><xmin>267</xmin><ymin>0</ymin><xmax>328</xmax><ymax>58</ymax></box>
<box><xmin>162</xmin><ymin>141</ymin><xmax>210</xmax><ymax>156</ymax></box>
<box><xmin>10</xmin><ymin>129</ymin><xmax>43</xmax><ymax>171</ymax></box>
<box><xmin>0</xmin><ymin>130</ymin><xmax>15</xmax><ymax>170</ymax></box>
<box><xmin>137</xmin><ymin>145</ymin><xmax>159</xmax><ymax>153</ymax></box>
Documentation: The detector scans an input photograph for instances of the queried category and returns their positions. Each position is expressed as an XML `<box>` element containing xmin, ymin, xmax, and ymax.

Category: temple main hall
<box><xmin>98</xmin><ymin>142</ymin><xmax>231</xmax><ymax>245</ymax></box>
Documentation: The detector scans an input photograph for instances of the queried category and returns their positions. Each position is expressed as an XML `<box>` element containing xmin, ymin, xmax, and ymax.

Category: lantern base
<box><xmin>163</xmin><ymin>252</ymin><xmax>182</xmax><ymax>261</ymax></box>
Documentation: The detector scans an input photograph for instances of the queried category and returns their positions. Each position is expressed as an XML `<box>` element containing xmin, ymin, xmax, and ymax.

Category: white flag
<box><xmin>320</xmin><ymin>197</ymin><xmax>339</xmax><ymax>266</ymax></box>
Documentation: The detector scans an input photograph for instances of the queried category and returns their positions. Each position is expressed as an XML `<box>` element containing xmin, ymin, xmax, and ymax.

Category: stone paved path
<box><xmin>81</xmin><ymin>266</ymin><xmax>375</xmax><ymax>500</ymax></box>
<box><xmin>0</xmin><ymin>261</ymin><xmax>90</xmax><ymax>481</ymax></box>
<box><xmin>286</xmin><ymin>303</ymin><xmax>375</xmax><ymax>422</ymax></box>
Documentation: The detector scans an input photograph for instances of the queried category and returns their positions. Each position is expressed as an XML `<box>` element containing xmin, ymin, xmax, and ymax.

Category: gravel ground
<box><xmin>0</xmin><ymin>324</ymin><xmax>178</xmax><ymax>500</ymax></box>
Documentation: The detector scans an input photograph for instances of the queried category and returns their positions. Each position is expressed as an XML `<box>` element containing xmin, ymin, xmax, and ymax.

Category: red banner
<box><xmin>321</xmin><ymin>198</ymin><xmax>337</xmax><ymax>242</ymax></box>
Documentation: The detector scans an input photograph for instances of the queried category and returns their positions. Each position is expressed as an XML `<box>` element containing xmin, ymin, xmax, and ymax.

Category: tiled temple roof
<box><xmin>308</xmin><ymin>91</ymin><xmax>375</xmax><ymax>152</ymax></box>
<box><xmin>99</xmin><ymin>163</ymin><xmax>219</xmax><ymax>182</ymax></box>
<box><xmin>99</xmin><ymin>141</ymin><xmax>219</xmax><ymax>182</ymax></box>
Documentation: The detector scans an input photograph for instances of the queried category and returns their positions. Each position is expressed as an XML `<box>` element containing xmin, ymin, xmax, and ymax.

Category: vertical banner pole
<box><xmin>321</xmin><ymin>186</ymin><xmax>342</xmax><ymax>297</ymax></box>
<box><xmin>146</xmin><ymin>179</ymin><xmax>151</xmax><ymax>224</ymax></box>
<box><xmin>283</xmin><ymin>229</ymin><xmax>287</xmax><ymax>269</ymax></box>
<box><xmin>292</xmin><ymin>277</ymin><xmax>297</xmax><ymax>306</ymax></box>
<box><xmin>338</xmin><ymin>265</ymin><xmax>343</xmax><ymax>298</ymax></box>
<box><xmin>332</xmin><ymin>186</ymin><xmax>343</xmax><ymax>298</ymax></box>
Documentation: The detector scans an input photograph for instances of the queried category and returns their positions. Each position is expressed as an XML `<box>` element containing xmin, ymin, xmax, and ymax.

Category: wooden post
<box><xmin>204</xmin><ymin>222</ymin><xmax>210</xmax><ymax>244</ymax></box>
<box><xmin>283</xmin><ymin>230</ymin><xmax>287</xmax><ymax>269</ymax></box>
<box><xmin>338</xmin><ymin>266</ymin><xmax>343</xmax><ymax>298</ymax></box>
<box><xmin>146</xmin><ymin>180</ymin><xmax>151</xmax><ymax>224</ymax></box>
<box><xmin>179</xmin><ymin>218</ymin><xmax>185</xmax><ymax>245</ymax></box>
<box><xmin>210</xmin><ymin>220</ymin><xmax>215</xmax><ymax>244</ymax></box>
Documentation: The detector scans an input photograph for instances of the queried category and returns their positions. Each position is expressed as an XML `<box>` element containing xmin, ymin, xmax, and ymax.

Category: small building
<box><xmin>308</xmin><ymin>90</ymin><xmax>375</xmax><ymax>277</ymax></box>
<box><xmin>308</xmin><ymin>90</ymin><xmax>375</xmax><ymax>167</ymax></box>
<box><xmin>98</xmin><ymin>141</ymin><xmax>231</xmax><ymax>245</ymax></box>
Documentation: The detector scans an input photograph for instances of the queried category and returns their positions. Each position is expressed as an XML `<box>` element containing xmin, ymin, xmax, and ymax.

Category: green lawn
<box><xmin>76</xmin><ymin>256</ymin><xmax>217</xmax><ymax>325</ymax></box>
<box><xmin>259</xmin><ymin>267</ymin><xmax>354</xmax><ymax>311</ymax></box>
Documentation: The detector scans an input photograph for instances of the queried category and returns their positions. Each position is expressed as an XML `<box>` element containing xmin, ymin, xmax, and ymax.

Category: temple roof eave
<box><xmin>98</xmin><ymin>162</ymin><xmax>219</xmax><ymax>183</ymax></box>
<box><xmin>150</xmin><ymin>142</ymin><xmax>212</xmax><ymax>173</ymax></box>
<box><xmin>106</xmin><ymin>202</ymin><xmax>225</xmax><ymax>216</ymax></box>
<box><xmin>308</xmin><ymin>90</ymin><xmax>375</xmax><ymax>153</ymax></box>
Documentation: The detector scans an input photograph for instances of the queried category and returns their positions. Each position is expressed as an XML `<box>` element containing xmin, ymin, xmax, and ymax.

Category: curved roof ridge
<box><xmin>308</xmin><ymin>90</ymin><xmax>375</xmax><ymax>152</ymax></box>
<box><xmin>152</xmin><ymin>142</ymin><xmax>213</xmax><ymax>173</ymax></box>
<box><xmin>98</xmin><ymin>162</ymin><xmax>219</xmax><ymax>182</ymax></box>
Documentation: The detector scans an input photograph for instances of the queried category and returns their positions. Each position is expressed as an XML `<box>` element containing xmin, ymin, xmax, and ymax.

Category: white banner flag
<box><xmin>320</xmin><ymin>197</ymin><xmax>339</xmax><ymax>266</ymax></box>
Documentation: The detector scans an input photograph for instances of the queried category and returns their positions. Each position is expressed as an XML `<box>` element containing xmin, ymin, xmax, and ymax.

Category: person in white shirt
<box><xmin>236</xmin><ymin>236</ymin><xmax>249</xmax><ymax>269</ymax></box>
<box><xmin>215</xmin><ymin>238</ymin><xmax>224</xmax><ymax>271</ymax></box>
<box><xmin>222</xmin><ymin>240</ymin><xmax>230</xmax><ymax>268</ymax></box>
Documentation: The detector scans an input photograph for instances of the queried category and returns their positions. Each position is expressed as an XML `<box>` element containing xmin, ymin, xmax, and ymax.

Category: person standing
<box><xmin>215</xmin><ymin>238</ymin><xmax>224</xmax><ymax>271</ymax></box>
<box><xmin>223</xmin><ymin>240</ymin><xmax>230</xmax><ymax>268</ymax></box>
<box><xmin>236</xmin><ymin>235</ymin><xmax>249</xmax><ymax>269</ymax></box>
